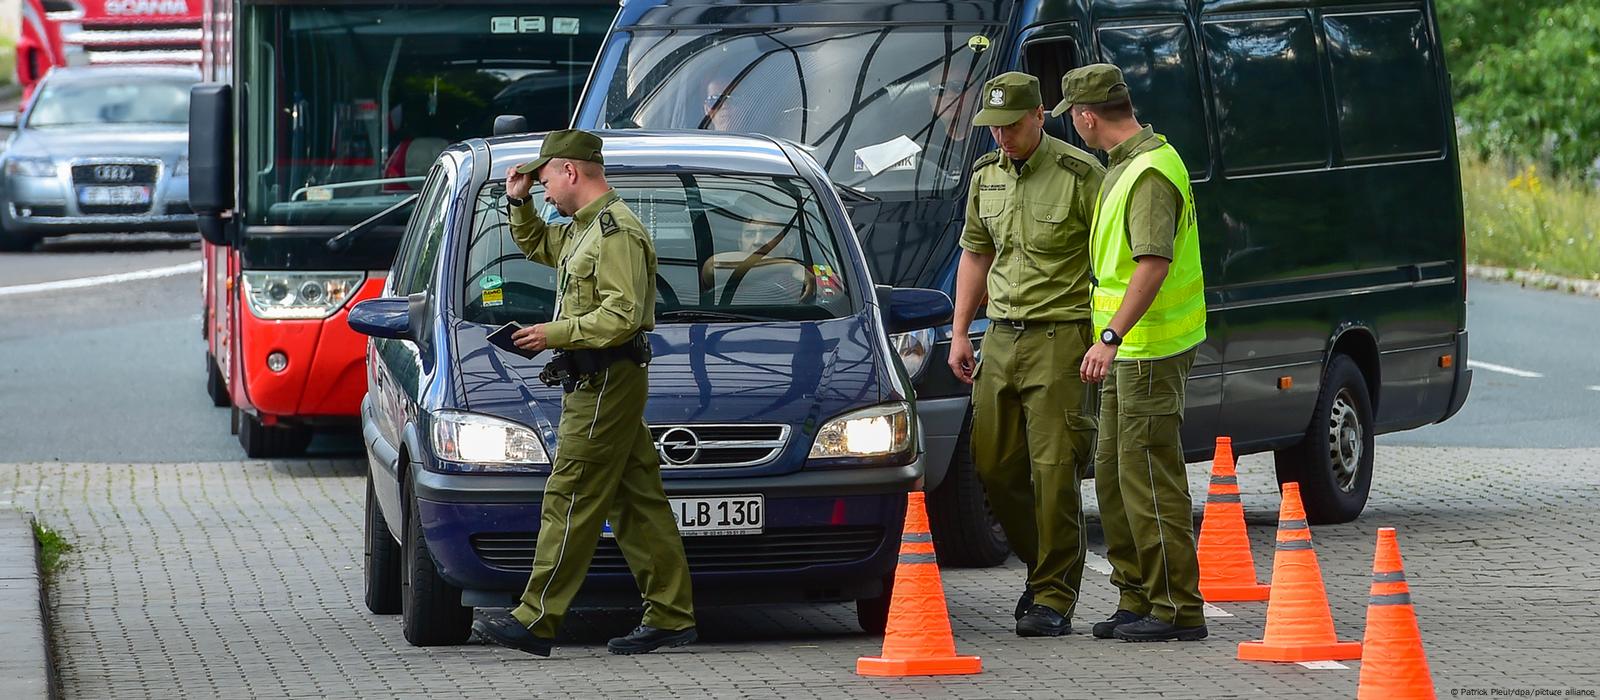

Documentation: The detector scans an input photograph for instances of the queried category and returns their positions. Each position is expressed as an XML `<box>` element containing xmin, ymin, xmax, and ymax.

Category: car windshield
<box><xmin>595</xmin><ymin>24</ymin><xmax>999</xmax><ymax>199</ymax></box>
<box><xmin>26</xmin><ymin>77</ymin><xmax>192</xmax><ymax>128</ymax></box>
<box><xmin>463</xmin><ymin>173</ymin><xmax>853</xmax><ymax>326</ymax></box>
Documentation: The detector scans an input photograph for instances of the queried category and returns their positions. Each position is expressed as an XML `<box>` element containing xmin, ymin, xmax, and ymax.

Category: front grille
<box><xmin>649</xmin><ymin>424</ymin><xmax>789</xmax><ymax>468</ymax></box>
<box><xmin>78</xmin><ymin>203</ymin><xmax>151</xmax><ymax>216</ymax></box>
<box><xmin>71</xmin><ymin>163</ymin><xmax>158</xmax><ymax>186</ymax></box>
<box><xmin>471</xmin><ymin>526</ymin><xmax>885</xmax><ymax>574</ymax></box>
<box><xmin>14</xmin><ymin>204</ymin><xmax>67</xmax><ymax>218</ymax></box>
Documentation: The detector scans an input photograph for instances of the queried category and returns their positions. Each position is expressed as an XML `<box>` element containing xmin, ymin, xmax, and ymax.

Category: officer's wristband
<box><xmin>506</xmin><ymin>194</ymin><xmax>529</xmax><ymax>208</ymax></box>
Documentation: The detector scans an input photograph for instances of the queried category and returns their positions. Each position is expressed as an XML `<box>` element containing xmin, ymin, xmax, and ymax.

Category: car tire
<box><xmin>1273</xmin><ymin>353</ymin><xmax>1375</xmax><ymax>525</ymax></box>
<box><xmin>364</xmin><ymin>471</ymin><xmax>403</xmax><ymax>614</ymax></box>
<box><xmin>0</xmin><ymin>224</ymin><xmax>37</xmax><ymax>252</ymax></box>
<box><xmin>237</xmin><ymin>412</ymin><xmax>312</xmax><ymax>458</ymax></box>
<box><xmin>926</xmin><ymin>419</ymin><xmax>1010</xmax><ymax>568</ymax></box>
<box><xmin>401</xmin><ymin>476</ymin><xmax>472</xmax><ymax>646</ymax></box>
<box><xmin>205</xmin><ymin>353</ymin><xmax>231</xmax><ymax>407</ymax></box>
<box><xmin>855</xmin><ymin>574</ymin><xmax>894</xmax><ymax>634</ymax></box>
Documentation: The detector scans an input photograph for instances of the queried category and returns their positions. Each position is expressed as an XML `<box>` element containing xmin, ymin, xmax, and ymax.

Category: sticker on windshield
<box><xmin>552</xmin><ymin>17</ymin><xmax>580</xmax><ymax>35</ymax></box>
<box><xmin>967</xmin><ymin>35</ymin><xmax>991</xmax><ymax>53</ymax></box>
<box><xmin>813</xmin><ymin>264</ymin><xmax>841</xmax><ymax>298</ymax></box>
<box><xmin>480</xmin><ymin>274</ymin><xmax>504</xmax><ymax>291</ymax></box>
<box><xmin>853</xmin><ymin>135</ymin><xmax>922</xmax><ymax>175</ymax></box>
<box><xmin>482</xmin><ymin>288</ymin><xmax>504</xmax><ymax>307</ymax></box>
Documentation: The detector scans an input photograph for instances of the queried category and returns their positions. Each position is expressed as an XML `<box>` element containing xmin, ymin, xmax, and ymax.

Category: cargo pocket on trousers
<box><xmin>1125</xmin><ymin>391</ymin><xmax>1183</xmax><ymax>450</ymax></box>
<box><xmin>1065</xmin><ymin>409</ymin><xmax>1098</xmax><ymax>479</ymax></box>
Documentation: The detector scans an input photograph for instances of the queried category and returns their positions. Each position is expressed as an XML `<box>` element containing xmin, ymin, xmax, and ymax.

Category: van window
<box><xmin>1202</xmin><ymin>16</ymin><xmax>1330</xmax><ymax>173</ymax></box>
<box><xmin>1021</xmin><ymin>35</ymin><xmax>1079</xmax><ymax>144</ymax></box>
<box><xmin>393</xmin><ymin>166</ymin><xmax>451</xmax><ymax>296</ymax></box>
<box><xmin>1322</xmin><ymin>11</ymin><xmax>1444</xmax><ymax>162</ymax></box>
<box><xmin>1097</xmin><ymin>23</ymin><xmax>1210</xmax><ymax>177</ymax></box>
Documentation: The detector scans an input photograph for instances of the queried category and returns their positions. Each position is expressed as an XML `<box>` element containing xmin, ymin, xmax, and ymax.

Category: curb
<box><xmin>0</xmin><ymin>510</ymin><xmax>56</xmax><ymax>700</ymax></box>
<box><xmin>1467</xmin><ymin>264</ymin><xmax>1600</xmax><ymax>299</ymax></box>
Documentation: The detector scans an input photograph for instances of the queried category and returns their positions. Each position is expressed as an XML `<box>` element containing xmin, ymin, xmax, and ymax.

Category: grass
<box><xmin>0</xmin><ymin>35</ymin><xmax>13</xmax><ymax>89</ymax></box>
<box><xmin>1461</xmin><ymin>155</ymin><xmax>1600</xmax><ymax>281</ymax></box>
<box><xmin>32</xmin><ymin>520</ymin><xmax>72</xmax><ymax>581</ymax></box>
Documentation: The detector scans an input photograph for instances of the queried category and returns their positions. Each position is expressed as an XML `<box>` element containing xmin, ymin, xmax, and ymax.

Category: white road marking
<box><xmin>1296</xmin><ymin>661</ymin><xmax>1351</xmax><ymax>670</ymax></box>
<box><xmin>1466</xmin><ymin>359</ymin><xmax>1544</xmax><ymax>379</ymax></box>
<box><xmin>1203</xmin><ymin>603</ymin><xmax>1234</xmax><ymax>618</ymax></box>
<box><xmin>0</xmin><ymin>261</ymin><xmax>201</xmax><ymax>297</ymax></box>
<box><xmin>1086</xmin><ymin>550</ymin><xmax>1114</xmax><ymax>576</ymax></box>
<box><xmin>1589</xmin><ymin>386</ymin><xmax>1600</xmax><ymax>393</ymax></box>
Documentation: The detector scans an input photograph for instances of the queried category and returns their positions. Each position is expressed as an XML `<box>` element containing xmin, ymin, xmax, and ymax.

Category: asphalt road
<box><xmin>1</xmin><ymin>239</ymin><xmax>1597</xmax><ymax>461</ymax></box>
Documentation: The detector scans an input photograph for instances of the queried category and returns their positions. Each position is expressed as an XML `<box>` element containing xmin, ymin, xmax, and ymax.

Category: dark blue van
<box><xmin>349</xmin><ymin>131</ymin><xmax>952</xmax><ymax>646</ymax></box>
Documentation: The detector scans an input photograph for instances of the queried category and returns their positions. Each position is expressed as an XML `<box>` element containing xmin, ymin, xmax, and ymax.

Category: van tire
<box><xmin>1273</xmin><ymin>354</ymin><xmax>1374</xmax><ymax>524</ymax></box>
<box><xmin>205</xmin><ymin>353</ymin><xmax>231</xmax><ymax>407</ymax></box>
<box><xmin>237</xmin><ymin>412</ymin><xmax>311</xmax><ymax>458</ymax></box>
<box><xmin>855</xmin><ymin>574</ymin><xmax>894</xmax><ymax>634</ymax></box>
<box><xmin>926</xmin><ymin>422</ymin><xmax>1010</xmax><ymax>568</ymax></box>
<box><xmin>364</xmin><ymin>471</ymin><xmax>402</xmax><ymax>614</ymax></box>
<box><xmin>401</xmin><ymin>477</ymin><xmax>472</xmax><ymax>646</ymax></box>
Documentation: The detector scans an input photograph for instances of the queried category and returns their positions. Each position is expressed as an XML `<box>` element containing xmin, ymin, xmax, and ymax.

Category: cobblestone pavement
<box><xmin>2</xmin><ymin>447</ymin><xmax>1597</xmax><ymax>698</ymax></box>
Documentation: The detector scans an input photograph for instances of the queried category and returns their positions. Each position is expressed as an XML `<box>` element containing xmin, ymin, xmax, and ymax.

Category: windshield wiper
<box><xmin>325</xmin><ymin>193</ymin><xmax>420</xmax><ymax>252</ymax></box>
<box><xmin>833</xmin><ymin>182</ymin><xmax>879</xmax><ymax>203</ymax></box>
<box><xmin>656</xmin><ymin>309</ymin><xmax>774</xmax><ymax>323</ymax></box>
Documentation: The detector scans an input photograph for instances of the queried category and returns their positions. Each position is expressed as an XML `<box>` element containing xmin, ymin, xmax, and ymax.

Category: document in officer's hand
<box><xmin>486</xmin><ymin>322</ymin><xmax>545</xmax><ymax>361</ymax></box>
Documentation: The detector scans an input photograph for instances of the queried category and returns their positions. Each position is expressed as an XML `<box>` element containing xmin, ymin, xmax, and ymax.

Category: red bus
<box><xmin>15</xmin><ymin>0</ymin><xmax>201</xmax><ymax>101</ymax></box>
<box><xmin>191</xmin><ymin>0</ymin><xmax>616</xmax><ymax>456</ymax></box>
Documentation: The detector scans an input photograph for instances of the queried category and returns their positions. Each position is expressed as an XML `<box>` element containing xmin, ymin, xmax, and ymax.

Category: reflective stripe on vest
<box><xmin>1090</xmin><ymin>139</ymin><xmax>1206</xmax><ymax>359</ymax></box>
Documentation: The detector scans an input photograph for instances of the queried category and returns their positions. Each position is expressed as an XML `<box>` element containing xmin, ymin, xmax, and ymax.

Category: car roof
<box><xmin>44</xmin><ymin>65</ymin><xmax>201</xmax><ymax>83</ymax></box>
<box><xmin>483</xmin><ymin>130</ymin><xmax>803</xmax><ymax>179</ymax></box>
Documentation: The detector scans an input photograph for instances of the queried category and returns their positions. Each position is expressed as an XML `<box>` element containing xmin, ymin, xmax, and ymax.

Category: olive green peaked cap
<box><xmin>1050</xmin><ymin>63</ymin><xmax>1131</xmax><ymax>117</ymax></box>
<box><xmin>515</xmin><ymin>129</ymin><xmax>606</xmax><ymax>175</ymax></box>
<box><xmin>973</xmin><ymin>72</ymin><xmax>1043</xmax><ymax>127</ymax></box>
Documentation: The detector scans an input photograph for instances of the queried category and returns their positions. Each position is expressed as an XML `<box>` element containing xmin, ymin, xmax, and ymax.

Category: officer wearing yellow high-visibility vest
<box><xmin>1055</xmin><ymin>64</ymin><xmax>1210</xmax><ymax>642</ymax></box>
<box><xmin>948</xmin><ymin>72</ymin><xmax>1105</xmax><ymax>638</ymax></box>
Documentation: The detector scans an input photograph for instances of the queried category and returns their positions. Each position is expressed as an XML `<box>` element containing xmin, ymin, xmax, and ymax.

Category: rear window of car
<box><xmin>461</xmin><ymin>173</ymin><xmax>854</xmax><ymax>326</ymax></box>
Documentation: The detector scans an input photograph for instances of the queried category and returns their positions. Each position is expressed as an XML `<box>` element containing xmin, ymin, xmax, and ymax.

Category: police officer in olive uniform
<box><xmin>472</xmin><ymin>129</ymin><xmax>698</xmax><ymax>657</ymax></box>
<box><xmin>947</xmin><ymin>72</ymin><xmax>1105</xmax><ymax>638</ymax></box>
<box><xmin>1057</xmin><ymin>64</ymin><xmax>1210</xmax><ymax>642</ymax></box>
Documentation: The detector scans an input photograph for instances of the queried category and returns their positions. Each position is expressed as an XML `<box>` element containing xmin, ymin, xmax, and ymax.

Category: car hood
<box><xmin>451</xmin><ymin>310</ymin><xmax>894</xmax><ymax>440</ymax></box>
<box><xmin>5</xmin><ymin>124</ymin><xmax>188</xmax><ymax>161</ymax></box>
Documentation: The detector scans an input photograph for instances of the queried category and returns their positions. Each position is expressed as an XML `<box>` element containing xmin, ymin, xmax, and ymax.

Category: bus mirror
<box><xmin>196</xmin><ymin>214</ymin><xmax>233</xmax><ymax>246</ymax></box>
<box><xmin>189</xmin><ymin>83</ymin><xmax>234</xmax><ymax>221</ymax></box>
<box><xmin>493</xmin><ymin>115</ymin><xmax>529</xmax><ymax>136</ymax></box>
<box><xmin>347</xmin><ymin>297</ymin><xmax>413</xmax><ymax>340</ymax></box>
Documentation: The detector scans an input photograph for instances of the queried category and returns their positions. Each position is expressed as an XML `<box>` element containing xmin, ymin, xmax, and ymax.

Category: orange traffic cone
<box><xmin>856</xmin><ymin>492</ymin><xmax>982</xmax><ymax>677</ymax></box>
<box><xmin>1356</xmin><ymin>528</ymin><xmax>1435</xmax><ymax>699</ymax></box>
<box><xmin>1197</xmin><ymin>437</ymin><xmax>1270</xmax><ymax>602</ymax></box>
<box><xmin>1237</xmin><ymin>482</ymin><xmax>1362</xmax><ymax>662</ymax></box>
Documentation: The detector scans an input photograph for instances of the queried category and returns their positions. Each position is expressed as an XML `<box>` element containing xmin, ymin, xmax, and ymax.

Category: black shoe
<box><xmin>1111</xmin><ymin>615</ymin><xmax>1208</xmax><ymax>642</ymax></box>
<box><xmin>607</xmin><ymin>625</ymin><xmax>698</xmax><ymax>655</ymax></box>
<box><xmin>1014</xmin><ymin>588</ymin><xmax>1034</xmax><ymax>621</ymax></box>
<box><xmin>473</xmin><ymin>612</ymin><xmax>554</xmax><ymax>657</ymax></box>
<box><xmin>1015</xmin><ymin>604</ymin><xmax>1071</xmax><ymax>637</ymax></box>
<box><xmin>1091</xmin><ymin>609</ymin><xmax>1144</xmax><ymax>639</ymax></box>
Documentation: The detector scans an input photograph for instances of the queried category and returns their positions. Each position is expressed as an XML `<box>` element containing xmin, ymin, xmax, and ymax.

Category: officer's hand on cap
<box><xmin>948</xmin><ymin>335</ymin><xmax>976</xmax><ymax>385</ymax></box>
<box><xmin>506</xmin><ymin>167</ymin><xmax>534</xmax><ymax>201</ymax></box>
<box><xmin>512</xmin><ymin>324</ymin><xmax>548</xmax><ymax>352</ymax></box>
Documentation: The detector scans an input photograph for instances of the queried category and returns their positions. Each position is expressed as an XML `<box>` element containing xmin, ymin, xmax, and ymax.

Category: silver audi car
<box><xmin>0</xmin><ymin>65</ymin><xmax>198</xmax><ymax>251</ymax></box>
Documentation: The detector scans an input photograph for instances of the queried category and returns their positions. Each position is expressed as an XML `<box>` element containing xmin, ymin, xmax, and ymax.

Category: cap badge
<box><xmin>989</xmin><ymin>88</ymin><xmax>1005</xmax><ymax>106</ymax></box>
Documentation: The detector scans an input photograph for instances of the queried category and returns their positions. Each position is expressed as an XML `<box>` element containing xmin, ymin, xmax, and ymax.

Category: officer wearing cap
<box><xmin>947</xmin><ymin>71</ymin><xmax>1104</xmax><ymax>638</ymax></box>
<box><xmin>472</xmin><ymin>129</ymin><xmax>698</xmax><ymax>657</ymax></box>
<box><xmin>1056</xmin><ymin>64</ymin><xmax>1209</xmax><ymax>643</ymax></box>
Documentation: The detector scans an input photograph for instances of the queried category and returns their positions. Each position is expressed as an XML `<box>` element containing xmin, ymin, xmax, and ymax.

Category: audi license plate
<box><xmin>603</xmin><ymin>495</ymin><xmax>764</xmax><ymax>537</ymax></box>
<box><xmin>78</xmin><ymin>186</ymin><xmax>151</xmax><ymax>206</ymax></box>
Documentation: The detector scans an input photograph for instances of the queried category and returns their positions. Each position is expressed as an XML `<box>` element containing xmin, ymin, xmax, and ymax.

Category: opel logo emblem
<box><xmin>657</xmin><ymin>427</ymin><xmax>700</xmax><ymax>466</ymax></box>
<box><xmin>94</xmin><ymin>165</ymin><xmax>135</xmax><ymax>182</ymax></box>
<box><xmin>989</xmin><ymin>88</ymin><xmax>1005</xmax><ymax>106</ymax></box>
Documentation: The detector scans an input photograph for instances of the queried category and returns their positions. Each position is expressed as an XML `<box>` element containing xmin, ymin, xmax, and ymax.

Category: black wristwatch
<box><xmin>1100</xmin><ymin>327</ymin><xmax>1123</xmax><ymax>346</ymax></box>
<box><xmin>506</xmin><ymin>193</ymin><xmax>530</xmax><ymax>208</ymax></box>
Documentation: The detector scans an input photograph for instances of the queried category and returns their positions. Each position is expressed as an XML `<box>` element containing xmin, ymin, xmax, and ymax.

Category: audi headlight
<box><xmin>174</xmin><ymin>156</ymin><xmax>189</xmax><ymax>177</ymax></box>
<box><xmin>431</xmin><ymin>411</ymin><xmax>550</xmax><ymax>465</ymax></box>
<box><xmin>809</xmin><ymin>402</ymin><xmax>914</xmax><ymax>460</ymax></box>
<box><xmin>5</xmin><ymin>157</ymin><xmax>56</xmax><ymax>178</ymax></box>
<box><xmin>890</xmin><ymin>328</ymin><xmax>934</xmax><ymax>382</ymax></box>
<box><xmin>242</xmin><ymin>271</ymin><xmax>363</xmax><ymax>319</ymax></box>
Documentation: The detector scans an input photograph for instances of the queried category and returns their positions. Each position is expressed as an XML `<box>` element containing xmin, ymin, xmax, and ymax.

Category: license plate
<box><xmin>78</xmin><ymin>186</ymin><xmax>151</xmax><ymax>206</ymax></box>
<box><xmin>603</xmin><ymin>495</ymin><xmax>764</xmax><ymax>537</ymax></box>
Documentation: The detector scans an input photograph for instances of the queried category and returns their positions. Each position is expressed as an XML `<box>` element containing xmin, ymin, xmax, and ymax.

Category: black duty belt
<box><xmin>538</xmin><ymin>333</ymin><xmax>652</xmax><ymax>393</ymax></box>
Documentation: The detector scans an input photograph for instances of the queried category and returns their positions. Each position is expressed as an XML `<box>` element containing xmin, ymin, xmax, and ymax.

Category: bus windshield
<box><xmin>595</xmin><ymin>24</ymin><xmax>999</xmax><ymax>199</ymax></box>
<box><xmin>238</xmin><ymin>3</ymin><xmax>610</xmax><ymax>227</ymax></box>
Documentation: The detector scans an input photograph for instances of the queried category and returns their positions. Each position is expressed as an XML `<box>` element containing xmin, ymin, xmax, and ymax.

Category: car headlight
<box><xmin>809</xmin><ymin>402</ymin><xmax>914</xmax><ymax>461</ymax></box>
<box><xmin>174</xmin><ymin>156</ymin><xmax>189</xmax><ymax>177</ymax></box>
<box><xmin>890</xmin><ymin>328</ymin><xmax>934</xmax><ymax>382</ymax></box>
<box><xmin>4</xmin><ymin>157</ymin><xmax>56</xmax><ymax>178</ymax></box>
<box><xmin>431</xmin><ymin>410</ymin><xmax>550</xmax><ymax>465</ymax></box>
<box><xmin>242</xmin><ymin>271</ymin><xmax>364</xmax><ymax>319</ymax></box>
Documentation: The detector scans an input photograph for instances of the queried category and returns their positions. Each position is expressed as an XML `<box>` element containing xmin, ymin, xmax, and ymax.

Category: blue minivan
<box><xmin>348</xmin><ymin>130</ymin><xmax>953</xmax><ymax>646</ymax></box>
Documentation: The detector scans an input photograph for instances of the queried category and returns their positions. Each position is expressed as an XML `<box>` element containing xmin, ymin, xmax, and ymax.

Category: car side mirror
<box><xmin>876</xmin><ymin>285</ymin><xmax>953</xmax><ymax>335</ymax></box>
<box><xmin>0</xmin><ymin>111</ymin><xmax>18</xmax><ymax>129</ymax></box>
<box><xmin>189</xmin><ymin>83</ymin><xmax>234</xmax><ymax>246</ymax></box>
<box><xmin>347</xmin><ymin>296</ymin><xmax>413</xmax><ymax>340</ymax></box>
<box><xmin>493</xmin><ymin>115</ymin><xmax>529</xmax><ymax>137</ymax></box>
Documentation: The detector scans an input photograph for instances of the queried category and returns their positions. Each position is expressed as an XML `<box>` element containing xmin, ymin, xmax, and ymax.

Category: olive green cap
<box><xmin>1050</xmin><ymin>63</ymin><xmax>1130</xmax><ymax>117</ymax></box>
<box><xmin>514</xmin><ymin>129</ymin><xmax>605</xmax><ymax>175</ymax></box>
<box><xmin>972</xmin><ymin>72</ymin><xmax>1042</xmax><ymax>127</ymax></box>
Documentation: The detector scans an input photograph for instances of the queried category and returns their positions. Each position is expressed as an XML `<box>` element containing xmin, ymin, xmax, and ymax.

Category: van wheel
<box><xmin>237</xmin><ymin>413</ymin><xmax>311</xmax><ymax>458</ymax></box>
<box><xmin>364</xmin><ymin>471</ymin><xmax>402</xmax><ymax>615</ymax></box>
<box><xmin>401</xmin><ymin>477</ymin><xmax>472</xmax><ymax>645</ymax></box>
<box><xmin>926</xmin><ymin>421</ymin><xmax>1010</xmax><ymax>568</ymax></box>
<box><xmin>205</xmin><ymin>353</ymin><xmax>231</xmax><ymax>407</ymax></box>
<box><xmin>855</xmin><ymin>574</ymin><xmax>894</xmax><ymax>634</ymax></box>
<box><xmin>1273</xmin><ymin>354</ymin><xmax>1374</xmax><ymax>524</ymax></box>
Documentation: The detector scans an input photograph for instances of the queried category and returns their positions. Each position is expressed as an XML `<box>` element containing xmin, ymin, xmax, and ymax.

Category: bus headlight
<box><xmin>809</xmin><ymin>402</ymin><xmax>913</xmax><ymax>460</ymax></box>
<box><xmin>242</xmin><ymin>271</ymin><xmax>364</xmax><ymax>319</ymax></box>
<box><xmin>431</xmin><ymin>411</ymin><xmax>550</xmax><ymax>465</ymax></box>
<box><xmin>890</xmin><ymin>328</ymin><xmax>934</xmax><ymax>382</ymax></box>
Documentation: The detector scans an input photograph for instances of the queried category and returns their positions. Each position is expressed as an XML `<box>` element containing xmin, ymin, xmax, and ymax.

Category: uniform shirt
<box><xmin>508</xmin><ymin>189</ymin><xmax>657</xmax><ymax>350</ymax></box>
<box><xmin>959</xmin><ymin>133</ymin><xmax>1105</xmax><ymax>322</ymax></box>
<box><xmin>1098</xmin><ymin>125</ymin><xmax>1182</xmax><ymax>261</ymax></box>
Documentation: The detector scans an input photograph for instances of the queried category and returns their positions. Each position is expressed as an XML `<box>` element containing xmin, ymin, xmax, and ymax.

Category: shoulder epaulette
<box><xmin>1057</xmin><ymin>152</ymin><xmax>1093</xmax><ymax>179</ymax></box>
<box><xmin>972</xmin><ymin>150</ymin><xmax>1001</xmax><ymax>171</ymax></box>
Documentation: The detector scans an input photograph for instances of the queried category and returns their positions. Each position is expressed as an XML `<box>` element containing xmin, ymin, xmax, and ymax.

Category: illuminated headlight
<box><xmin>174</xmin><ymin>156</ymin><xmax>189</xmax><ymax>177</ymax></box>
<box><xmin>431</xmin><ymin>411</ymin><xmax>550</xmax><ymax>465</ymax></box>
<box><xmin>809</xmin><ymin>402</ymin><xmax>914</xmax><ymax>460</ymax></box>
<box><xmin>890</xmin><ymin>328</ymin><xmax>934</xmax><ymax>382</ymax></box>
<box><xmin>5</xmin><ymin>157</ymin><xmax>56</xmax><ymax>178</ymax></box>
<box><xmin>242</xmin><ymin>271</ymin><xmax>363</xmax><ymax>319</ymax></box>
